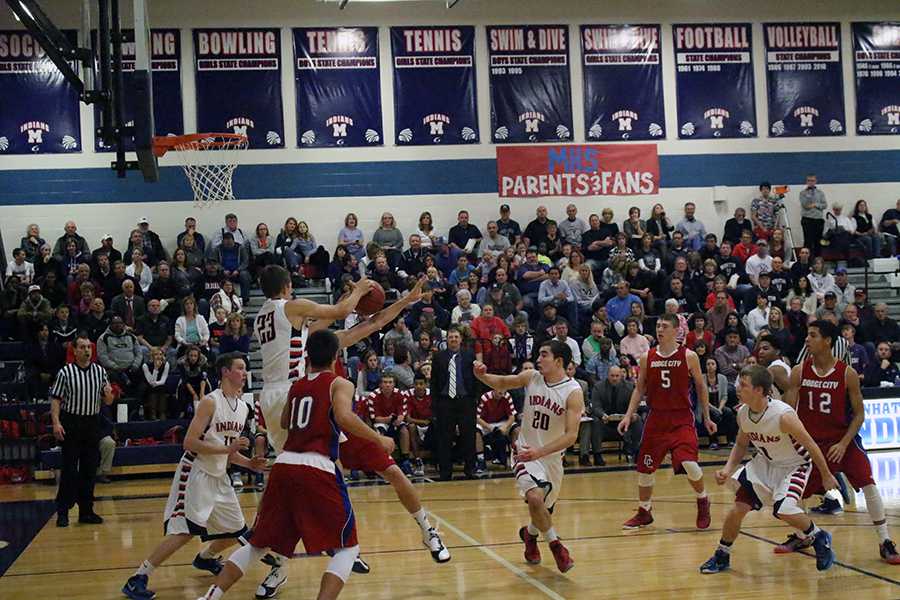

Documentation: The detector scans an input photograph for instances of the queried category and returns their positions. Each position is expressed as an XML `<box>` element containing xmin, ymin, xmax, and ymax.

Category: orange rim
<box><xmin>152</xmin><ymin>133</ymin><xmax>248</xmax><ymax>157</ymax></box>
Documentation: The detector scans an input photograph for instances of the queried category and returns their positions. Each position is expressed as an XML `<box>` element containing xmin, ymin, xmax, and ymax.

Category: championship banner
<box><xmin>487</xmin><ymin>25</ymin><xmax>572</xmax><ymax>143</ymax></box>
<box><xmin>581</xmin><ymin>24</ymin><xmax>665</xmax><ymax>141</ymax></box>
<box><xmin>496</xmin><ymin>144</ymin><xmax>659</xmax><ymax>198</ymax></box>
<box><xmin>764</xmin><ymin>23</ymin><xmax>845</xmax><ymax>137</ymax></box>
<box><xmin>391</xmin><ymin>26</ymin><xmax>478</xmax><ymax>145</ymax></box>
<box><xmin>293</xmin><ymin>27</ymin><xmax>383</xmax><ymax>148</ymax></box>
<box><xmin>193</xmin><ymin>28</ymin><xmax>284</xmax><ymax>149</ymax></box>
<box><xmin>0</xmin><ymin>30</ymin><xmax>81</xmax><ymax>154</ymax></box>
<box><xmin>94</xmin><ymin>29</ymin><xmax>183</xmax><ymax>152</ymax></box>
<box><xmin>673</xmin><ymin>23</ymin><xmax>757</xmax><ymax>139</ymax></box>
<box><xmin>853</xmin><ymin>22</ymin><xmax>900</xmax><ymax>136</ymax></box>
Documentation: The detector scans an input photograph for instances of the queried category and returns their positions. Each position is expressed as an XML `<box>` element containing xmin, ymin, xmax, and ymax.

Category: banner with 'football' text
<box><xmin>496</xmin><ymin>144</ymin><xmax>659</xmax><ymax>198</ymax></box>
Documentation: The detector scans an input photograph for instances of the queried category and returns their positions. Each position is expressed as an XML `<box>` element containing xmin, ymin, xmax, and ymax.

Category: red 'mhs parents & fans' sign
<box><xmin>496</xmin><ymin>144</ymin><xmax>659</xmax><ymax>197</ymax></box>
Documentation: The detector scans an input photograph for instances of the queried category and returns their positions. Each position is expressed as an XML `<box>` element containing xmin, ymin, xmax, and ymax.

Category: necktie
<box><xmin>125</xmin><ymin>299</ymin><xmax>134</xmax><ymax>327</ymax></box>
<box><xmin>448</xmin><ymin>353</ymin><xmax>457</xmax><ymax>399</ymax></box>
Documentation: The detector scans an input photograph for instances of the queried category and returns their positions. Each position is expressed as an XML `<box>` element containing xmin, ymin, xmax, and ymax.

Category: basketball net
<box><xmin>153</xmin><ymin>133</ymin><xmax>248</xmax><ymax>208</ymax></box>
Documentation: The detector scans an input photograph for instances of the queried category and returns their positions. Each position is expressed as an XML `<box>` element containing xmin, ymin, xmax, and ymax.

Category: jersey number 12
<box><xmin>806</xmin><ymin>391</ymin><xmax>832</xmax><ymax>414</ymax></box>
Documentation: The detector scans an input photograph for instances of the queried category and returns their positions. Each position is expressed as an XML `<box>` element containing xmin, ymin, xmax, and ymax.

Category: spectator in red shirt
<box><xmin>732</xmin><ymin>229</ymin><xmax>758</xmax><ymax>263</ymax></box>
<box><xmin>471</xmin><ymin>303</ymin><xmax>511</xmax><ymax>358</ymax></box>
<box><xmin>481</xmin><ymin>333</ymin><xmax>513</xmax><ymax>375</ymax></box>
<box><xmin>405</xmin><ymin>373</ymin><xmax>434</xmax><ymax>476</ymax></box>
<box><xmin>475</xmin><ymin>388</ymin><xmax>518</xmax><ymax>471</ymax></box>
<box><xmin>367</xmin><ymin>373</ymin><xmax>413</xmax><ymax>475</ymax></box>
<box><xmin>685</xmin><ymin>313</ymin><xmax>714</xmax><ymax>350</ymax></box>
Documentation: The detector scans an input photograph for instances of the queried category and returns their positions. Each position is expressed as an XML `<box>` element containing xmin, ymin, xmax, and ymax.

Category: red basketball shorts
<box><xmin>803</xmin><ymin>438</ymin><xmax>875</xmax><ymax>498</ymax></box>
<box><xmin>251</xmin><ymin>463</ymin><xmax>357</xmax><ymax>556</ymax></box>
<box><xmin>636</xmin><ymin>413</ymin><xmax>698</xmax><ymax>475</ymax></box>
<box><xmin>339</xmin><ymin>432</ymin><xmax>396</xmax><ymax>473</ymax></box>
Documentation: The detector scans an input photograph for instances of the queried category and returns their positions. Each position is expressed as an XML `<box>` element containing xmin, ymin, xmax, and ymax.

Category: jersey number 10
<box><xmin>291</xmin><ymin>396</ymin><xmax>314</xmax><ymax>430</ymax></box>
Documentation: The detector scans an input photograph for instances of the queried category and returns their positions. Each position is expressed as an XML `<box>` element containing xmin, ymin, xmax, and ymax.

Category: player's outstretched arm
<box><xmin>184</xmin><ymin>395</ymin><xmax>248</xmax><ymax>456</ymax></box>
<box><xmin>618</xmin><ymin>354</ymin><xmax>648</xmax><ymax>435</ymax></box>
<box><xmin>687</xmin><ymin>349</ymin><xmax>715</xmax><ymax>434</ymax></box>
<box><xmin>329</xmin><ymin>278</ymin><xmax>425</xmax><ymax>347</ymax></box>
<box><xmin>473</xmin><ymin>362</ymin><xmax>533</xmax><ymax>392</ymax></box>
<box><xmin>286</xmin><ymin>278</ymin><xmax>373</xmax><ymax>324</ymax></box>
<box><xmin>521</xmin><ymin>388</ymin><xmax>585</xmax><ymax>462</ymax></box>
<box><xmin>331</xmin><ymin>377</ymin><xmax>395</xmax><ymax>455</ymax></box>
<box><xmin>782</xmin><ymin>364</ymin><xmax>803</xmax><ymax>409</ymax></box>
<box><xmin>780</xmin><ymin>411</ymin><xmax>839</xmax><ymax>491</ymax></box>
<box><xmin>830</xmin><ymin>367</ymin><xmax>866</xmax><ymax>463</ymax></box>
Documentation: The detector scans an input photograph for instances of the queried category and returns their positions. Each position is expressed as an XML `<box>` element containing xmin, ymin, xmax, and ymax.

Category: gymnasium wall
<box><xmin>1</xmin><ymin>0</ymin><xmax>899</xmax><ymax>255</ymax></box>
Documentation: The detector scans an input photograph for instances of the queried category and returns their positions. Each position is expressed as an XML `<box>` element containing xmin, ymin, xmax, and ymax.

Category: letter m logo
<box><xmin>888</xmin><ymin>112</ymin><xmax>900</xmax><ymax>126</ymax></box>
<box><xmin>709</xmin><ymin>116</ymin><xmax>724</xmax><ymax>129</ymax></box>
<box><xmin>617</xmin><ymin>117</ymin><xmax>633</xmax><ymax>131</ymax></box>
<box><xmin>232</xmin><ymin>125</ymin><xmax>248</xmax><ymax>136</ymax></box>
<box><xmin>27</xmin><ymin>129</ymin><xmax>43</xmax><ymax>144</ymax></box>
<box><xmin>428</xmin><ymin>121</ymin><xmax>444</xmax><ymax>135</ymax></box>
<box><xmin>800</xmin><ymin>113</ymin><xmax>814</xmax><ymax>127</ymax></box>
<box><xmin>331</xmin><ymin>123</ymin><xmax>348</xmax><ymax>138</ymax></box>
<box><xmin>524</xmin><ymin>118</ymin><xmax>539</xmax><ymax>133</ymax></box>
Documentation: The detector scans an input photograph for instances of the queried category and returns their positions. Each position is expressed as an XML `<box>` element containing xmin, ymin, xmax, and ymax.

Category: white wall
<box><xmin>1</xmin><ymin>0</ymin><xmax>899</xmax><ymax>255</ymax></box>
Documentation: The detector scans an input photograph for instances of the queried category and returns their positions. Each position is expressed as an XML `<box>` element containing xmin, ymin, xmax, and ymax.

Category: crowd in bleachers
<box><xmin>3</xmin><ymin>176</ymin><xmax>900</xmax><ymax>478</ymax></box>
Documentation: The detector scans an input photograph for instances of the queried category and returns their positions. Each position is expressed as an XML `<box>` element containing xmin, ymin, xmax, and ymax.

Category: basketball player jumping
<box><xmin>474</xmin><ymin>340</ymin><xmax>584</xmax><ymax>573</ymax></box>
<box><xmin>699</xmin><ymin>365</ymin><xmax>837</xmax><ymax>574</ymax></box>
<box><xmin>779</xmin><ymin>320</ymin><xmax>900</xmax><ymax>563</ymax></box>
<box><xmin>197</xmin><ymin>330</ymin><xmax>395</xmax><ymax>600</ymax></box>
<box><xmin>253</xmin><ymin>268</ymin><xmax>448</xmax><ymax>598</ymax></box>
<box><xmin>619</xmin><ymin>312</ymin><xmax>716</xmax><ymax>530</ymax></box>
<box><xmin>122</xmin><ymin>353</ymin><xmax>267</xmax><ymax>600</ymax></box>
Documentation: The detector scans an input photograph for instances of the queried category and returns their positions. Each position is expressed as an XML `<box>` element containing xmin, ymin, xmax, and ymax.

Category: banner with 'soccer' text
<box><xmin>764</xmin><ymin>23</ymin><xmax>845</xmax><ymax>138</ymax></box>
<box><xmin>94</xmin><ymin>28</ymin><xmax>184</xmax><ymax>152</ymax></box>
<box><xmin>0</xmin><ymin>30</ymin><xmax>81</xmax><ymax>154</ymax></box>
<box><xmin>853</xmin><ymin>22</ymin><xmax>900</xmax><ymax>136</ymax></box>
<box><xmin>391</xmin><ymin>26</ymin><xmax>478</xmax><ymax>145</ymax></box>
<box><xmin>581</xmin><ymin>24</ymin><xmax>665</xmax><ymax>141</ymax></box>
<box><xmin>673</xmin><ymin>23</ymin><xmax>757</xmax><ymax>139</ymax></box>
<box><xmin>487</xmin><ymin>25</ymin><xmax>572</xmax><ymax>144</ymax></box>
<box><xmin>496</xmin><ymin>144</ymin><xmax>659</xmax><ymax>198</ymax></box>
<box><xmin>294</xmin><ymin>27</ymin><xmax>382</xmax><ymax>148</ymax></box>
<box><xmin>194</xmin><ymin>28</ymin><xmax>284</xmax><ymax>149</ymax></box>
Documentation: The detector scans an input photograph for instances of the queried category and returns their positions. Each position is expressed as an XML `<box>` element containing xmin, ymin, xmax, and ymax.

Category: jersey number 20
<box><xmin>531</xmin><ymin>411</ymin><xmax>550</xmax><ymax>431</ymax></box>
<box><xmin>291</xmin><ymin>396</ymin><xmax>314</xmax><ymax>430</ymax></box>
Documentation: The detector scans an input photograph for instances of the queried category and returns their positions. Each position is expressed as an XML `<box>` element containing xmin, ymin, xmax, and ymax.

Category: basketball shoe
<box><xmin>519</xmin><ymin>526</ymin><xmax>541</xmax><ymax>564</ymax></box>
<box><xmin>812</xmin><ymin>530</ymin><xmax>835</xmax><ymax>571</ymax></box>
<box><xmin>699</xmin><ymin>549</ymin><xmax>730</xmax><ymax>574</ymax></box>
<box><xmin>880</xmin><ymin>540</ymin><xmax>900</xmax><ymax>565</ymax></box>
<box><xmin>424</xmin><ymin>527</ymin><xmax>451</xmax><ymax>563</ymax></box>
<box><xmin>549</xmin><ymin>540</ymin><xmax>574</xmax><ymax>572</ymax></box>
<box><xmin>622</xmin><ymin>507</ymin><xmax>653</xmax><ymax>529</ymax></box>
<box><xmin>774</xmin><ymin>533</ymin><xmax>813</xmax><ymax>554</ymax></box>
<box><xmin>696</xmin><ymin>497</ymin><xmax>711</xmax><ymax>529</ymax></box>
<box><xmin>255</xmin><ymin>566</ymin><xmax>287</xmax><ymax>599</ymax></box>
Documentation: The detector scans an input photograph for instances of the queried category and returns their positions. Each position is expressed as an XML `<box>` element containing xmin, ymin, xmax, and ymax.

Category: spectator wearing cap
<box><xmin>814</xmin><ymin>291</ymin><xmax>839</xmax><ymax>324</ymax></box>
<box><xmin>831</xmin><ymin>267</ymin><xmax>855</xmax><ymax>311</ymax></box>
<box><xmin>91</xmin><ymin>234</ymin><xmax>123</xmax><ymax>269</ymax></box>
<box><xmin>853</xmin><ymin>287</ymin><xmax>875</xmax><ymax>323</ymax></box>
<box><xmin>448</xmin><ymin>210</ymin><xmax>482</xmax><ymax>256</ymax></box>
<box><xmin>19</xmin><ymin>223</ymin><xmax>46</xmax><ymax>263</ymax></box>
<box><xmin>18</xmin><ymin>284</ymin><xmax>53</xmax><ymax>336</ymax></box>
<box><xmin>799</xmin><ymin>173</ymin><xmax>827</xmax><ymax>256</ymax></box>
<box><xmin>209</xmin><ymin>232</ymin><xmax>251</xmax><ymax>304</ymax></box>
<box><xmin>723</xmin><ymin>207</ymin><xmax>754</xmax><ymax>246</ymax></box>
<box><xmin>53</xmin><ymin>221</ymin><xmax>90</xmax><ymax>259</ymax></box>
<box><xmin>714</xmin><ymin>328</ymin><xmax>750</xmax><ymax>384</ymax></box>
<box><xmin>176</xmin><ymin>216</ymin><xmax>206</xmax><ymax>253</ymax></box>
<box><xmin>868</xmin><ymin>341</ymin><xmax>900</xmax><ymax>385</ymax></box>
<box><xmin>751</xmin><ymin>182</ymin><xmax>783</xmax><ymax>240</ymax></box>
<box><xmin>136</xmin><ymin>217</ymin><xmax>168</xmax><ymax>264</ymax></box>
<box><xmin>497</xmin><ymin>204</ymin><xmax>522</xmax><ymax>244</ymax></box>
<box><xmin>211</xmin><ymin>213</ymin><xmax>248</xmax><ymax>251</ymax></box>
<box><xmin>6</xmin><ymin>248</ymin><xmax>35</xmax><ymax>286</ymax></box>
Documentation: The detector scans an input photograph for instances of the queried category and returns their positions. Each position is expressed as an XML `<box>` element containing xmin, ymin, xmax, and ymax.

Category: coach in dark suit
<box><xmin>110</xmin><ymin>279</ymin><xmax>147</xmax><ymax>329</ymax></box>
<box><xmin>431</xmin><ymin>325</ymin><xmax>478</xmax><ymax>480</ymax></box>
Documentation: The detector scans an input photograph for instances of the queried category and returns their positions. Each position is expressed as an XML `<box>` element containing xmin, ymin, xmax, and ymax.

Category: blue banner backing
<box><xmin>581</xmin><ymin>24</ymin><xmax>665</xmax><ymax>141</ymax></box>
<box><xmin>294</xmin><ymin>27</ymin><xmax>383</xmax><ymax>148</ymax></box>
<box><xmin>94</xmin><ymin>28</ymin><xmax>184</xmax><ymax>152</ymax></box>
<box><xmin>0</xmin><ymin>30</ymin><xmax>81</xmax><ymax>154</ymax></box>
<box><xmin>487</xmin><ymin>25</ymin><xmax>572</xmax><ymax>143</ymax></box>
<box><xmin>764</xmin><ymin>23</ymin><xmax>845</xmax><ymax>138</ymax></box>
<box><xmin>391</xmin><ymin>26</ymin><xmax>479</xmax><ymax>145</ymax></box>
<box><xmin>853</xmin><ymin>22</ymin><xmax>900</xmax><ymax>136</ymax></box>
<box><xmin>673</xmin><ymin>23</ymin><xmax>757</xmax><ymax>139</ymax></box>
<box><xmin>193</xmin><ymin>28</ymin><xmax>284</xmax><ymax>149</ymax></box>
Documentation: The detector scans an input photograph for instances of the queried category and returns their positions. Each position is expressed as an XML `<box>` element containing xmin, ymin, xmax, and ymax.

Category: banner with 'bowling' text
<box><xmin>673</xmin><ymin>23</ymin><xmax>757</xmax><ymax>139</ymax></box>
<box><xmin>496</xmin><ymin>144</ymin><xmax>659</xmax><ymax>198</ymax></box>
<box><xmin>764</xmin><ymin>22</ymin><xmax>845</xmax><ymax>138</ymax></box>
<box><xmin>487</xmin><ymin>25</ymin><xmax>572</xmax><ymax>144</ymax></box>
<box><xmin>193</xmin><ymin>28</ymin><xmax>284</xmax><ymax>149</ymax></box>
<box><xmin>853</xmin><ymin>22</ymin><xmax>900</xmax><ymax>136</ymax></box>
<box><xmin>391</xmin><ymin>26</ymin><xmax>479</xmax><ymax>145</ymax></box>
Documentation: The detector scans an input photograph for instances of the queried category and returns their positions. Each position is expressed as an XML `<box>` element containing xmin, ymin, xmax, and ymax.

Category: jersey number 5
<box><xmin>291</xmin><ymin>396</ymin><xmax>314</xmax><ymax>430</ymax></box>
<box><xmin>806</xmin><ymin>391</ymin><xmax>832</xmax><ymax>414</ymax></box>
<box><xmin>255</xmin><ymin>312</ymin><xmax>276</xmax><ymax>344</ymax></box>
<box><xmin>660</xmin><ymin>369</ymin><xmax>671</xmax><ymax>388</ymax></box>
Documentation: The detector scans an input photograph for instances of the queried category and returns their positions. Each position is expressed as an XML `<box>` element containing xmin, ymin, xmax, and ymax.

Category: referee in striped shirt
<box><xmin>51</xmin><ymin>334</ymin><xmax>114</xmax><ymax>527</ymax></box>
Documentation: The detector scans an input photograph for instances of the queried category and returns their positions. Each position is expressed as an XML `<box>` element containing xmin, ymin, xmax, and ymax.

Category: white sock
<box><xmin>198</xmin><ymin>546</ymin><xmax>216</xmax><ymax>559</ymax></box>
<box><xmin>696</xmin><ymin>489</ymin><xmax>708</xmax><ymax>499</ymax></box>
<box><xmin>824</xmin><ymin>489</ymin><xmax>842</xmax><ymax>502</ymax></box>
<box><xmin>412</xmin><ymin>508</ymin><xmax>432</xmax><ymax>532</ymax></box>
<box><xmin>804</xmin><ymin>523</ymin><xmax>821</xmax><ymax>538</ymax></box>
<box><xmin>543</xmin><ymin>527</ymin><xmax>559</xmax><ymax>543</ymax></box>
<box><xmin>639</xmin><ymin>500</ymin><xmax>652</xmax><ymax>511</ymax></box>
<box><xmin>202</xmin><ymin>585</ymin><xmax>224</xmax><ymax>600</ymax></box>
<box><xmin>135</xmin><ymin>559</ymin><xmax>154</xmax><ymax>577</ymax></box>
<box><xmin>527</xmin><ymin>523</ymin><xmax>539</xmax><ymax>536</ymax></box>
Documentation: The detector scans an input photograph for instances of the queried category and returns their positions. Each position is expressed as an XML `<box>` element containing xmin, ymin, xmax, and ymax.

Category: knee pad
<box><xmin>325</xmin><ymin>545</ymin><xmax>360</xmax><ymax>583</ymax></box>
<box><xmin>774</xmin><ymin>497</ymin><xmax>804</xmax><ymax>518</ymax></box>
<box><xmin>227</xmin><ymin>544</ymin><xmax>266</xmax><ymax>574</ymax></box>
<box><xmin>682</xmin><ymin>461</ymin><xmax>703</xmax><ymax>481</ymax></box>
<box><xmin>637</xmin><ymin>472</ymin><xmax>655</xmax><ymax>488</ymax></box>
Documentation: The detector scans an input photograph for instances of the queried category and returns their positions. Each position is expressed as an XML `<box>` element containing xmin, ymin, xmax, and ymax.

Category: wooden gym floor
<box><xmin>2</xmin><ymin>451</ymin><xmax>900</xmax><ymax>599</ymax></box>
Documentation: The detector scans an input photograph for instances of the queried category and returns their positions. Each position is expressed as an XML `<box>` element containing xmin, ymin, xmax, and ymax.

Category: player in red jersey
<box><xmin>619</xmin><ymin>312</ymin><xmax>716</xmax><ymax>530</ymax></box>
<box><xmin>476</xmin><ymin>388</ymin><xmax>518</xmax><ymax>470</ymax></box>
<box><xmin>405</xmin><ymin>372</ymin><xmax>434</xmax><ymax>477</ymax></box>
<box><xmin>781</xmin><ymin>320</ymin><xmax>900</xmax><ymax>563</ymax></box>
<box><xmin>365</xmin><ymin>373</ymin><xmax>413</xmax><ymax>475</ymax></box>
<box><xmin>199</xmin><ymin>330</ymin><xmax>394</xmax><ymax>600</ymax></box>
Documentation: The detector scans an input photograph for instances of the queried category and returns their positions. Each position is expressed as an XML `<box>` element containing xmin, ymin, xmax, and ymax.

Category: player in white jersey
<box><xmin>474</xmin><ymin>340</ymin><xmax>584</xmax><ymax>573</ymax></box>
<box><xmin>699</xmin><ymin>365</ymin><xmax>838</xmax><ymax>575</ymax></box>
<box><xmin>123</xmin><ymin>353</ymin><xmax>267</xmax><ymax>600</ymax></box>
<box><xmin>755</xmin><ymin>335</ymin><xmax>791</xmax><ymax>399</ymax></box>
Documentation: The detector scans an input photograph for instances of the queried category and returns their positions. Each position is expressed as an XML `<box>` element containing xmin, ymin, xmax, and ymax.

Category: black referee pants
<box><xmin>434</xmin><ymin>396</ymin><xmax>476</xmax><ymax>480</ymax></box>
<box><xmin>56</xmin><ymin>412</ymin><xmax>101</xmax><ymax>516</ymax></box>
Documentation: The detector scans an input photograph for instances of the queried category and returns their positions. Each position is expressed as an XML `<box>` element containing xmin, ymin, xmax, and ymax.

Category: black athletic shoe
<box><xmin>122</xmin><ymin>574</ymin><xmax>156</xmax><ymax>599</ymax></box>
<box><xmin>699</xmin><ymin>550</ymin><xmax>730</xmax><ymax>574</ymax></box>
<box><xmin>192</xmin><ymin>553</ymin><xmax>224</xmax><ymax>575</ymax></box>
<box><xmin>812</xmin><ymin>530</ymin><xmax>835</xmax><ymax>571</ymax></box>
<box><xmin>78</xmin><ymin>513</ymin><xmax>103</xmax><ymax>524</ymax></box>
<box><xmin>56</xmin><ymin>512</ymin><xmax>69</xmax><ymax>527</ymax></box>
<box><xmin>810</xmin><ymin>497</ymin><xmax>843</xmax><ymax>515</ymax></box>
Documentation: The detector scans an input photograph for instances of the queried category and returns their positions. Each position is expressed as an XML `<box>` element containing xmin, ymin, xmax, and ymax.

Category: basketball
<box><xmin>355</xmin><ymin>281</ymin><xmax>386</xmax><ymax>316</ymax></box>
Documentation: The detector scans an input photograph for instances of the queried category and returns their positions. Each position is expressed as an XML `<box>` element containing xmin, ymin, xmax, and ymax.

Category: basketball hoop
<box><xmin>153</xmin><ymin>133</ymin><xmax>248</xmax><ymax>208</ymax></box>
